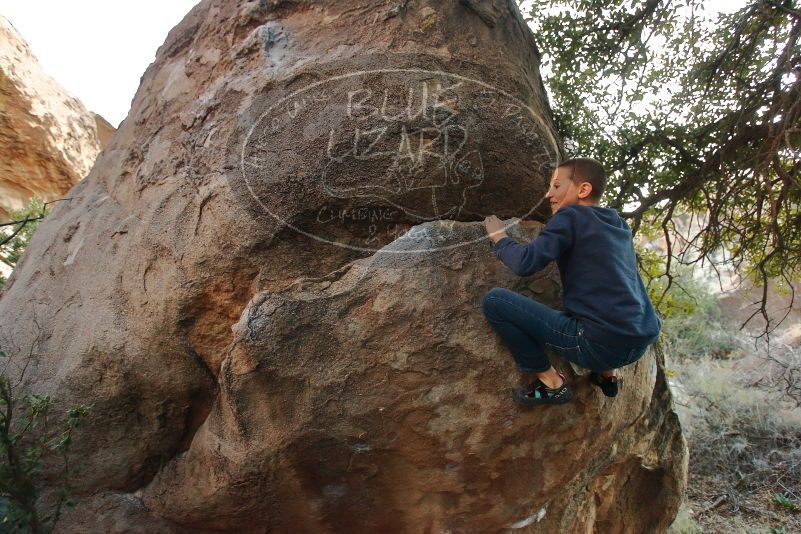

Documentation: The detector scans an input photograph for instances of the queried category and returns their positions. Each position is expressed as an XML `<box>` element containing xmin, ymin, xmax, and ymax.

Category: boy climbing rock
<box><xmin>482</xmin><ymin>157</ymin><xmax>662</xmax><ymax>406</ymax></box>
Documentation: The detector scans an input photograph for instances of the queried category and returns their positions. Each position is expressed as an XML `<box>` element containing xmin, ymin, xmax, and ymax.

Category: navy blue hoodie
<box><xmin>493</xmin><ymin>204</ymin><xmax>662</xmax><ymax>348</ymax></box>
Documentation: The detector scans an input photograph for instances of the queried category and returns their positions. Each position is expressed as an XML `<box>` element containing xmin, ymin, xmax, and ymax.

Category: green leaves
<box><xmin>772</xmin><ymin>493</ymin><xmax>800</xmax><ymax>511</ymax></box>
<box><xmin>1</xmin><ymin>197</ymin><xmax>51</xmax><ymax>290</ymax></box>
<box><xmin>521</xmin><ymin>0</ymin><xmax>801</xmax><ymax>336</ymax></box>
<box><xmin>0</xmin><ymin>350</ymin><xmax>90</xmax><ymax>533</ymax></box>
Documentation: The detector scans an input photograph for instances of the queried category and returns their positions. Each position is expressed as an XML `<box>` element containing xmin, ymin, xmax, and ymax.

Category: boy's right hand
<box><xmin>484</xmin><ymin>215</ymin><xmax>509</xmax><ymax>244</ymax></box>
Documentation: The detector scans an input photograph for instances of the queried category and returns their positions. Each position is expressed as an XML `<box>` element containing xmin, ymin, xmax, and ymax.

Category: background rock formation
<box><xmin>0</xmin><ymin>0</ymin><xmax>687</xmax><ymax>531</ymax></box>
<box><xmin>92</xmin><ymin>112</ymin><xmax>116</xmax><ymax>150</ymax></box>
<box><xmin>636</xmin><ymin>212</ymin><xmax>801</xmax><ymax>345</ymax></box>
<box><xmin>0</xmin><ymin>15</ymin><xmax>113</xmax><ymax>221</ymax></box>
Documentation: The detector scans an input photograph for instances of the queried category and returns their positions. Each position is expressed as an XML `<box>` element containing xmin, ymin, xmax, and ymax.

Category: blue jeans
<box><xmin>481</xmin><ymin>287</ymin><xmax>649</xmax><ymax>373</ymax></box>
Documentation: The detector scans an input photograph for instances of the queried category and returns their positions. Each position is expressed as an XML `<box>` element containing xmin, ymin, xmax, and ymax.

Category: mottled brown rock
<box><xmin>0</xmin><ymin>16</ymin><xmax>112</xmax><ymax>221</ymax></box>
<box><xmin>137</xmin><ymin>220</ymin><xmax>687</xmax><ymax>533</ymax></box>
<box><xmin>93</xmin><ymin>112</ymin><xmax>116</xmax><ymax>150</ymax></box>
<box><xmin>0</xmin><ymin>0</ymin><xmax>686</xmax><ymax>532</ymax></box>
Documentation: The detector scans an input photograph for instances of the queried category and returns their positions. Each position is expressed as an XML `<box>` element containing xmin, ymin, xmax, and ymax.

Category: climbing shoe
<box><xmin>589</xmin><ymin>372</ymin><xmax>619</xmax><ymax>398</ymax></box>
<box><xmin>513</xmin><ymin>372</ymin><xmax>572</xmax><ymax>406</ymax></box>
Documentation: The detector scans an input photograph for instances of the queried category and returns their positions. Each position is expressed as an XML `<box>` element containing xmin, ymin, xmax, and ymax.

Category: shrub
<box><xmin>0</xmin><ymin>349</ymin><xmax>89</xmax><ymax>533</ymax></box>
<box><xmin>1</xmin><ymin>198</ymin><xmax>50</xmax><ymax>290</ymax></box>
<box><xmin>652</xmin><ymin>252</ymin><xmax>801</xmax><ymax>531</ymax></box>
<box><xmin>636</xmin><ymin>246</ymin><xmax>741</xmax><ymax>359</ymax></box>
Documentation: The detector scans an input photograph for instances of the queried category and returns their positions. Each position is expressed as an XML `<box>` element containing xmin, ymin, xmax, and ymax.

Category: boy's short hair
<box><xmin>557</xmin><ymin>157</ymin><xmax>606</xmax><ymax>202</ymax></box>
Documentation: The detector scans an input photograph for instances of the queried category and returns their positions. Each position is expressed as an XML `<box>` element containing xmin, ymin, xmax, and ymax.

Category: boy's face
<box><xmin>546</xmin><ymin>167</ymin><xmax>593</xmax><ymax>214</ymax></box>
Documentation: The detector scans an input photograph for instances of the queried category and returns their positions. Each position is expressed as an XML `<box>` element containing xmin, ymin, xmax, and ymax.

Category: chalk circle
<box><xmin>240</xmin><ymin>68</ymin><xmax>560</xmax><ymax>254</ymax></box>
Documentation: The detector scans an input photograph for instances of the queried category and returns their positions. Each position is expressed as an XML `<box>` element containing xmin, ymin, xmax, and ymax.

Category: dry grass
<box><xmin>666</xmin><ymin>335</ymin><xmax>801</xmax><ymax>534</ymax></box>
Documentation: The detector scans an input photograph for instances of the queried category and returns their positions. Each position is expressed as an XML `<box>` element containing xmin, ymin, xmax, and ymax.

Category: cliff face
<box><xmin>92</xmin><ymin>112</ymin><xmax>116</xmax><ymax>150</ymax></box>
<box><xmin>0</xmin><ymin>1</ymin><xmax>686</xmax><ymax>532</ymax></box>
<box><xmin>0</xmin><ymin>15</ymin><xmax>113</xmax><ymax>221</ymax></box>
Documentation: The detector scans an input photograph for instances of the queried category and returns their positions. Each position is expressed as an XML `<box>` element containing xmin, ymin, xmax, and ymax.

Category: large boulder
<box><xmin>0</xmin><ymin>0</ymin><xmax>687</xmax><ymax>531</ymax></box>
<box><xmin>0</xmin><ymin>15</ymin><xmax>113</xmax><ymax>221</ymax></box>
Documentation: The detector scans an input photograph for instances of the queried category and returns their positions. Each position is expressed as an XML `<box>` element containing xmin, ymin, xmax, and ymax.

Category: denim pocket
<box><xmin>582</xmin><ymin>339</ymin><xmax>632</xmax><ymax>369</ymax></box>
<box><xmin>622</xmin><ymin>345</ymin><xmax>649</xmax><ymax>366</ymax></box>
<box><xmin>543</xmin><ymin>342</ymin><xmax>583</xmax><ymax>367</ymax></box>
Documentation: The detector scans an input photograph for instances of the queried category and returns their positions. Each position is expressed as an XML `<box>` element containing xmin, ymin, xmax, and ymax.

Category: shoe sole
<box><xmin>589</xmin><ymin>373</ymin><xmax>619</xmax><ymax>398</ymax></box>
<box><xmin>512</xmin><ymin>387</ymin><xmax>573</xmax><ymax>406</ymax></box>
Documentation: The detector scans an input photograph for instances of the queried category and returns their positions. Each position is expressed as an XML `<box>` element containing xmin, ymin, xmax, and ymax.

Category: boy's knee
<box><xmin>482</xmin><ymin>287</ymin><xmax>508</xmax><ymax>315</ymax></box>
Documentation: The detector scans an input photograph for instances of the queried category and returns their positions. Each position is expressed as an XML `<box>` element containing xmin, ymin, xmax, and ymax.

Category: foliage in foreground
<box><xmin>0</xmin><ymin>350</ymin><xmax>89</xmax><ymax>534</ymax></box>
<box><xmin>0</xmin><ymin>198</ymin><xmax>50</xmax><ymax>290</ymax></box>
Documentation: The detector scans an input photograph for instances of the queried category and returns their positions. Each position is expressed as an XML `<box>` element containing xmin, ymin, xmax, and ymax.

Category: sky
<box><xmin>0</xmin><ymin>1</ymin><xmax>746</xmax><ymax>129</ymax></box>
<box><xmin>0</xmin><ymin>0</ymin><xmax>200</xmax><ymax>127</ymax></box>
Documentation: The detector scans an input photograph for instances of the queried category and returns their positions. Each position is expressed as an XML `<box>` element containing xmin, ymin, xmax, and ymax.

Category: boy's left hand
<box><xmin>484</xmin><ymin>215</ymin><xmax>509</xmax><ymax>243</ymax></box>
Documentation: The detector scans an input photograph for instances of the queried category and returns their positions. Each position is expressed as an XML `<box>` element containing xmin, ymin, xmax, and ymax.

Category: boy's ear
<box><xmin>578</xmin><ymin>181</ymin><xmax>593</xmax><ymax>199</ymax></box>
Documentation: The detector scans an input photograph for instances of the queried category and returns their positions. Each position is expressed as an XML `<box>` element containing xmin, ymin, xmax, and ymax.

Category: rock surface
<box><xmin>717</xmin><ymin>278</ymin><xmax>801</xmax><ymax>345</ymax></box>
<box><xmin>92</xmin><ymin>112</ymin><xmax>116</xmax><ymax>150</ymax></box>
<box><xmin>0</xmin><ymin>0</ymin><xmax>687</xmax><ymax>532</ymax></box>
<box><xmin>0</xmin><ymin>15</ymin><xmax>112</xmax><ymax>221</ymax></box>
